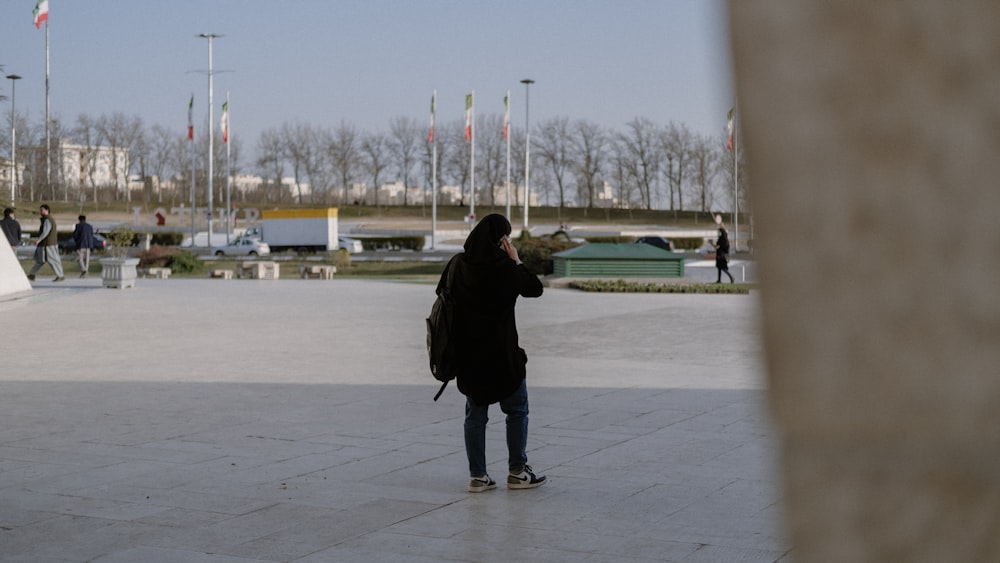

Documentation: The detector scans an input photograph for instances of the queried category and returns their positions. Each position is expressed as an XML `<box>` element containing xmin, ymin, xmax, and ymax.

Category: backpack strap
<box><xmin>433</xmin><ymin>380</ymin><xmax>449</xmax><ymax>401</ymax></box>
<box><xmin>432</xmin><ymin>255</ymin><xmax>460</xmax><ymax>402</ymax></box>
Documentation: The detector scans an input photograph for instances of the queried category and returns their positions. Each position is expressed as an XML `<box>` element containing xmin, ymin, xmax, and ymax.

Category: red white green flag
<box><xmin>187</xmin><ymin>96</ymin><xmax>194</xmax><ymax>141</ymax></box>
<box><xmin>502</xmin><ymin>94</ymin><xmax>510</xmax><ymax>141</ymax></box>
<box><xmin>726</xmin><ymin>108</ymin><xmax>735</xmax><ymax>152</ymax></box>
<box><xmin>33</xmin><ymin>0</ymin><xmax>49</xmax><ymax>29</ymax></box>
<box><xmin>464</xmin><ymin>93</ymin><xmax>473</xmax><ymax>141</ymax></box>
<box><xmin>428</xmin><ymin>93</ymin><xmax>436</xmax><ymax>143</ymax></box>
<box><xmin>220</xmin><ymin>101</ymin><xmax>229</xmax><ymax>143</ymax></box>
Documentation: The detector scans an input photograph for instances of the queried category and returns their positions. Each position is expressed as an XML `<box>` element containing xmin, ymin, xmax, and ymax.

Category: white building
<box><xmin>52</xmin><ymin>141</ymin><xmax>130</xmax><ymax>192</ymax></box>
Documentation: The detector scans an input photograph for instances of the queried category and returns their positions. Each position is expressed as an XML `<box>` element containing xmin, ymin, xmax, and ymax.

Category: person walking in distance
<box><xmin>27</xmin><ymin>204</ymin><xmax>64</xmax><ymax>282</ymax></box>
<box><xmin>437</xmin><ymin>213</ymin><xmax>547</xmax><ymax>492</ymax></box>
<box><xmin>73</xmin><ymin>215</ymin><xmax>94</xmax><ymax>278</ymax></box>
<box><xmin>714</xmin><ymin>215</ymin><xmax>735</xmax><ymax>284</ymax></box>
<box><xmin>1</xmin><ymin>207</ymin><xmax>21</xmax><ymax>249</ymax></box>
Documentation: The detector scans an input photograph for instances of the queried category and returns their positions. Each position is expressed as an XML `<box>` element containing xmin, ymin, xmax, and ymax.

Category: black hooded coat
<box><xmin>437</xmin><ymin>214</ymin><xmax>543</xmax><ymax>405</ymax></box>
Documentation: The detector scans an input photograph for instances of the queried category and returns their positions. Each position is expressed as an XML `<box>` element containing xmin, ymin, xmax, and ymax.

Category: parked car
<box><xmin>635</xmin><ymin>236</ymin><xmax>674</xmax><ymax>252</ymax></box>
<box><xmin>338</xmin><ymin>236</ymin><xmax>364</xmax><ymax>254</ymax></box>
<box><xmin>212</xmin><ymin>237</ymin><xmax>271</xmax><ymax>257</ymax></box>
<box><xmin>58</xmin><ymin>233</ymin><xmax>109</xmax><ymax>255</ymax></box>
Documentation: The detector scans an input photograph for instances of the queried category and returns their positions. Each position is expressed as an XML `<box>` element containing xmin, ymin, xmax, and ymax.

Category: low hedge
<box><xmin>136</xmin><ymin>246</ymin><xmax>204</xmax><ymax>274</ymax></box>
<box><xmin>358</xmin><ymin>236</ymin><xmax>425</xmax><ymax>251</ymax></box>
<box><xmin>569</xmin><ymin>279</ymin><xmax>751</xmax><ymax>294</ymax></box>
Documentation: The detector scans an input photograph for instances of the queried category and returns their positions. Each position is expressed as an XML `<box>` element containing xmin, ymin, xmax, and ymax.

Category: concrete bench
<box><xmin>208</xmin><ymin>269</ymin><xmax>233</xmax><ymax>280</ymax></box>
<box><xmin>144</xmin><ymin>267</ymin><xmax>171</xmax><ymax>279</ymax></box>
<box><xmin>238</xmin><ymin>261</ymin><xmax>280</xmax><ymax>280</ymax></box>
<box><xmin>299</xmin><ymin>265</ymin><xmax>336</xmax><ymax>279</ymax></box>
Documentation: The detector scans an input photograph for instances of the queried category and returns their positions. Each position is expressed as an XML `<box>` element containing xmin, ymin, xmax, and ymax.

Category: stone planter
<box><xmin>99</xmin><ymin>257</ymin><xmax>140</xmax><ymax>289</ymax></box>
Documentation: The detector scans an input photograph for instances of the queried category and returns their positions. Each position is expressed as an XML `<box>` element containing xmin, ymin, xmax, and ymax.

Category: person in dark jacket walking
<box><xmin>73</xmin><ymin>215</ymin><xmax>95</xmax><ymax>278</ymax></box>
<box><xmin>1</xmin><ymin>207</ymin><xmax>21</xmax><ymax>248</ymax></box>
<box><xmin>714</xmin><ymin>216</ymin><xmax>734</xmax><ymax>283</ymax></box>
<box><xmin>438</xmin><ymin>213</ymin><xmax>546</xmax><ymax>492</ymax></box>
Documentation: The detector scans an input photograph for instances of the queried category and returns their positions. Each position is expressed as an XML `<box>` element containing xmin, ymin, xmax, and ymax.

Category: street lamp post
<box><xmin>6</xmin><ymin>74</ymin><xmax>22</xmax><ymax>207</ymax></box>
<box><xmin>198</xmin><ymin>33</ymin><xmax>222</xmax><ymax>247</ymax></box>
<box><xmin>520</xmin><ymin>79</ymin><xmax>534</xmax><ymax>231</ymax></box>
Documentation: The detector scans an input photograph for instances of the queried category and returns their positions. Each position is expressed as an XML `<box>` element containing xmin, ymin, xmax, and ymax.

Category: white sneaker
<box><xmin>468</xmin><ymin>475</ymin><xmax>496</xmax><ymax>493</ymax></box>
<box><xmin>507</xmin><ymin>465</ymin><xmax>547</xmax><ymax>490</ymax></box>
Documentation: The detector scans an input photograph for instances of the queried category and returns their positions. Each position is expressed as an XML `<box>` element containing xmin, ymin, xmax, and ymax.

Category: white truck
<box><xmin>242</xmin><ymin>208</ymin><xmax>339</xmax><ymax>253</ymax></box>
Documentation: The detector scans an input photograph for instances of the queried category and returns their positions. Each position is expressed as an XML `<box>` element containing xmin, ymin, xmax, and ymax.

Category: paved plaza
<box><xmin>0</xmin><ymin>276</ymin><xmax>787</xmax><ymax>562</ymax></box>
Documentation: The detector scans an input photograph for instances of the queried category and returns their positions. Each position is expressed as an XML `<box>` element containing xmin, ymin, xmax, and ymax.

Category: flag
<box><xmin>726</xmin><ymin>108</ymin><xmax>735</xmax><ymax>152</ymax></box>
<box><xmin>187</xmin><ymin>96</ymin><xmax>194</xmax><ymax>141</ymax></box>
<box><xmin>33</xmin><ymin>0</ymin><xmax>49</xmax><ymax>29</ymax></box>
<box><xmin>502</xmin><ymin>93</ymin><xmax>510</xmax><ymax>141</ymax></box>
<box><xmin>464</xmin><ymin>93</ymin><xmax>473</xmax><ymax>141</ymax></box>
<box><xmin>220</xmin><ymin>101</ymin><xmax>229</xmax><ymax>143</ymax></box>
<box><xmin>428</xmin><ymin>93</ymin><xmax>436</xmax><ymax>143</ymax></box>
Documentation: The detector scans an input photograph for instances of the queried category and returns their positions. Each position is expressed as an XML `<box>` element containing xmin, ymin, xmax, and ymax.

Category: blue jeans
<box><xmin>464</xmin><ymin>379</ymin><xmax>529</xmax><ymax>477</ymax></box>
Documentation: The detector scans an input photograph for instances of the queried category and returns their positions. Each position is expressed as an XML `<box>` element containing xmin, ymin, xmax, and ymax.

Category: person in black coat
<box><xmin>714</xmin><ymin>219</ymin><xmax>735</xmax><ymax>283</ymax></box>
<box><xmin>438</xmin><ymin>213</ymin><xmax>547</xmax><ymax>492</ymax></box>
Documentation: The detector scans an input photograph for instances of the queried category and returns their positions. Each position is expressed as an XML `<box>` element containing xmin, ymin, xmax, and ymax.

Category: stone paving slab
<box><xmin>0</xmin><ymin>277</ymin><xmax>788</xmax><ymax>562</ymax></box>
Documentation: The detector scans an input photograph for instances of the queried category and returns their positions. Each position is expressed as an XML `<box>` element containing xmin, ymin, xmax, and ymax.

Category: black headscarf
<box><xmin>463</xmin><ymin>213</ymin><xmax>512</xmax><ymax>265</ymax></box>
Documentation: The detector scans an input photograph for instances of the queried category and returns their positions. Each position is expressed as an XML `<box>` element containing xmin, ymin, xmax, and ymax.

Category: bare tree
<box><xmin>689</xmin><ymin>133</ymin><xmax>722</xmax><ymax>218</ymax></box>
<box><xmin>328</xmin><ymin>121</ymin><xmax>360</xmax><ymax>205</ymax></box>
<box><xmin>476</xmin><ymin>113</ymin><xmax>506</xmax><ymax>208</ymax></box>
<box><xmin>617</xmin><ymin>117</ymin><xmax>662</xmax><ymax>210</ymax></box>
<box><xmin>73</xmin><ymin>114</ymin><xmax>102</xmax><ymax>205</ymax></box>
<box><xmin>535</xmin><ymin>116</ymin><xmax>573</xmax><ymax>214</ymax></box>
<box><xmin>360</xmin><ymin>131</ymin><xmax>389</xmax><ymax>210</ymax></box>
<box><xmin>609</xmin><ymin>138</ymin><xmax>641</xmax><ymax>212</ymax></box>
<box><xmin>95</xmin><ymin>112</ymin><xmax>144</xmax><ymax>202</ymax></box>
<box><xmin>570</xmin><ymin>119</ymin><xmax>607</xmax><ymax>209</ymax></box>
<box><xmin>278</xmin><ymin>122</ymin><xmax>312</xmax><ymax>203</ymax></box>
<box><xmin>255</xmin><ymin>127</ymin><xmax>285</xmax><ymax>204</ymax></box>
<box><xmin>441</xmin><ymin>120</ymin><xmax>470</xmax><ymax>207</ymax></box>
<box><xmin>389</xmin><ymin>116</ymin><xmax>420</xmax><ymax>206</ymax></box>
<box><xmin>660</xmin><ymin>122</ymin><xmax>693</xmax><ymax>214</ymax></box>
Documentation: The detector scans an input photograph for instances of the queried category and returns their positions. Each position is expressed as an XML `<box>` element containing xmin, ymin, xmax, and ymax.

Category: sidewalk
<box><xmin>0</xmin><ymin>278</ymin><xmax>787</xmax><ymax>562</ymax></box>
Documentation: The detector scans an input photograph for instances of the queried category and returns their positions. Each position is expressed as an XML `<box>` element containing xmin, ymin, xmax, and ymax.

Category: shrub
<box><xmin>568</xmin><ymin>279</ymin><xmax>751</xmax><ymax>294</ymax></box>
<box><xmin>137</xmin><ymin>245</ymin><xmax>178</xmax><ymax>268</ymax></box>
<box><xmin>516</xmin><ymin>233</ymin><xmax>581</xmax><ymax>275</ymax></box>
<box><xmin>586</xmin><ymin>235</ymin><xmax>637</xmax><ymax>244</ymax></box>
<box><xmin>106</xmin><ymin>225</ymin><xmax>137</xmax><ymax>258</ymax></box>
<box><xmin>359</xmin><ymin>236</ymin><xmax>425</xmax><ymax>251</ymax></box>
<box><xmin>149</xmin><ymin>232</ymin><xmax>184</xmax><ymax>246</ymax></box>
<box><xmin>166</xmin><ymin>250</ymin><xmax>205</xmax><ymax>274</ymax></box>
<box><xmin>672</xmin><ymin>237</ymin><xmax>707</xmax><ymax>251</ymax></box>
<box><xmin>329</xmin><ymin>248</ymin><xmax>352</xmax><ymax>269</ymax></box>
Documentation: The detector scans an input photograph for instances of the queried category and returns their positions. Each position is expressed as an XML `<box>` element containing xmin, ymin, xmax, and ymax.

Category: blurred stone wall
<box><xmin>729</xmin><ymin>2</ymin><xmax>1000</xmax><ymax>561</ymax></box>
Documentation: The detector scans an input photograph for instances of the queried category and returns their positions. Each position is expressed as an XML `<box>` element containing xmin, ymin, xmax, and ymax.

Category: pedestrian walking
<box><xmin>437</xmin><ymin>213</ymin><xmax>547</xmax><ymax>492</ymax></box>
<box><xmin>27</xmin><ymin>204</ymin><xmax>64</xmax><ymax>282</ymax></box>
<box><xmin>1</xmin><ymin>207</ymin><xmax>21</xmax><ymax>248</ymax></box>
<box><xmin>73</xmin><ymin>215</ymin><xmax>94</xmax><ymax>278</ymax></box>
<box><xmin>714</xmin><ymin>215</ymin><xmax>735</xmax><ymax>284</ymax></box>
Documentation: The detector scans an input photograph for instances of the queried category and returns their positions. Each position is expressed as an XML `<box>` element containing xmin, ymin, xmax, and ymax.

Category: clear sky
<box><xmin>2</xmin><ymin>1</ymin><xmax>733</xmax><ymax>151</ymax></box>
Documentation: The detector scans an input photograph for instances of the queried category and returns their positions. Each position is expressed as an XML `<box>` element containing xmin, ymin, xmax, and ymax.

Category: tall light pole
<box><xmin>6</xmin><ymin>74</ymin><xmax>22</xmax><ymax>207</ymax></box>
<box><xmin>198</xmin><ymin>33</ymin><xmax>222</xmax><ymax>247</ymax></box>
<box><xmin>520</xmin><ymin>79</ymin><xmax>534</xmax><ymax>231</ymax></box>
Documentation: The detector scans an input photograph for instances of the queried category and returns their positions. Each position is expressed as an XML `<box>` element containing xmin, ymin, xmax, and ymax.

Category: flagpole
<box><xmin>505</xmin><ymin>90</ymin><xmax>511</xmax><ymax>220</ymax></box>
<box><xmin>198</xmin><ymin>34</ymin><xmax>221</xmax><ymax>248</ymax></box>
<box><xmin>225</xmin><ymin>92</ymin><xmax>231</xmax><ymax>244</ymax></box>
<box><xmin>189</xmin><ymin>102</ymin><xmax>196</xmax><ymax>247</ymax></box>
<box><xmin>430</xmin><ymin>91</ymin><xmax>437</xmax><ymax>251</ymax></box>
<box><xmin>469</xmin><ymin>91</ymin><xmax>475</xmax><ymax>222</ymax></box>
<box><xmin>733</xmin><ymin>108</ymin><xmax>739</xmax><ymax>254</ymax></box>
<box><xmin>45</xmin><ymin>17</ymin><xmax>51</xmax><ymax>195</ymax></box>
<box><xmin>521</xmin><ymin>79</ymin><xmax>535</xmax><ymax>231</ymax></box>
